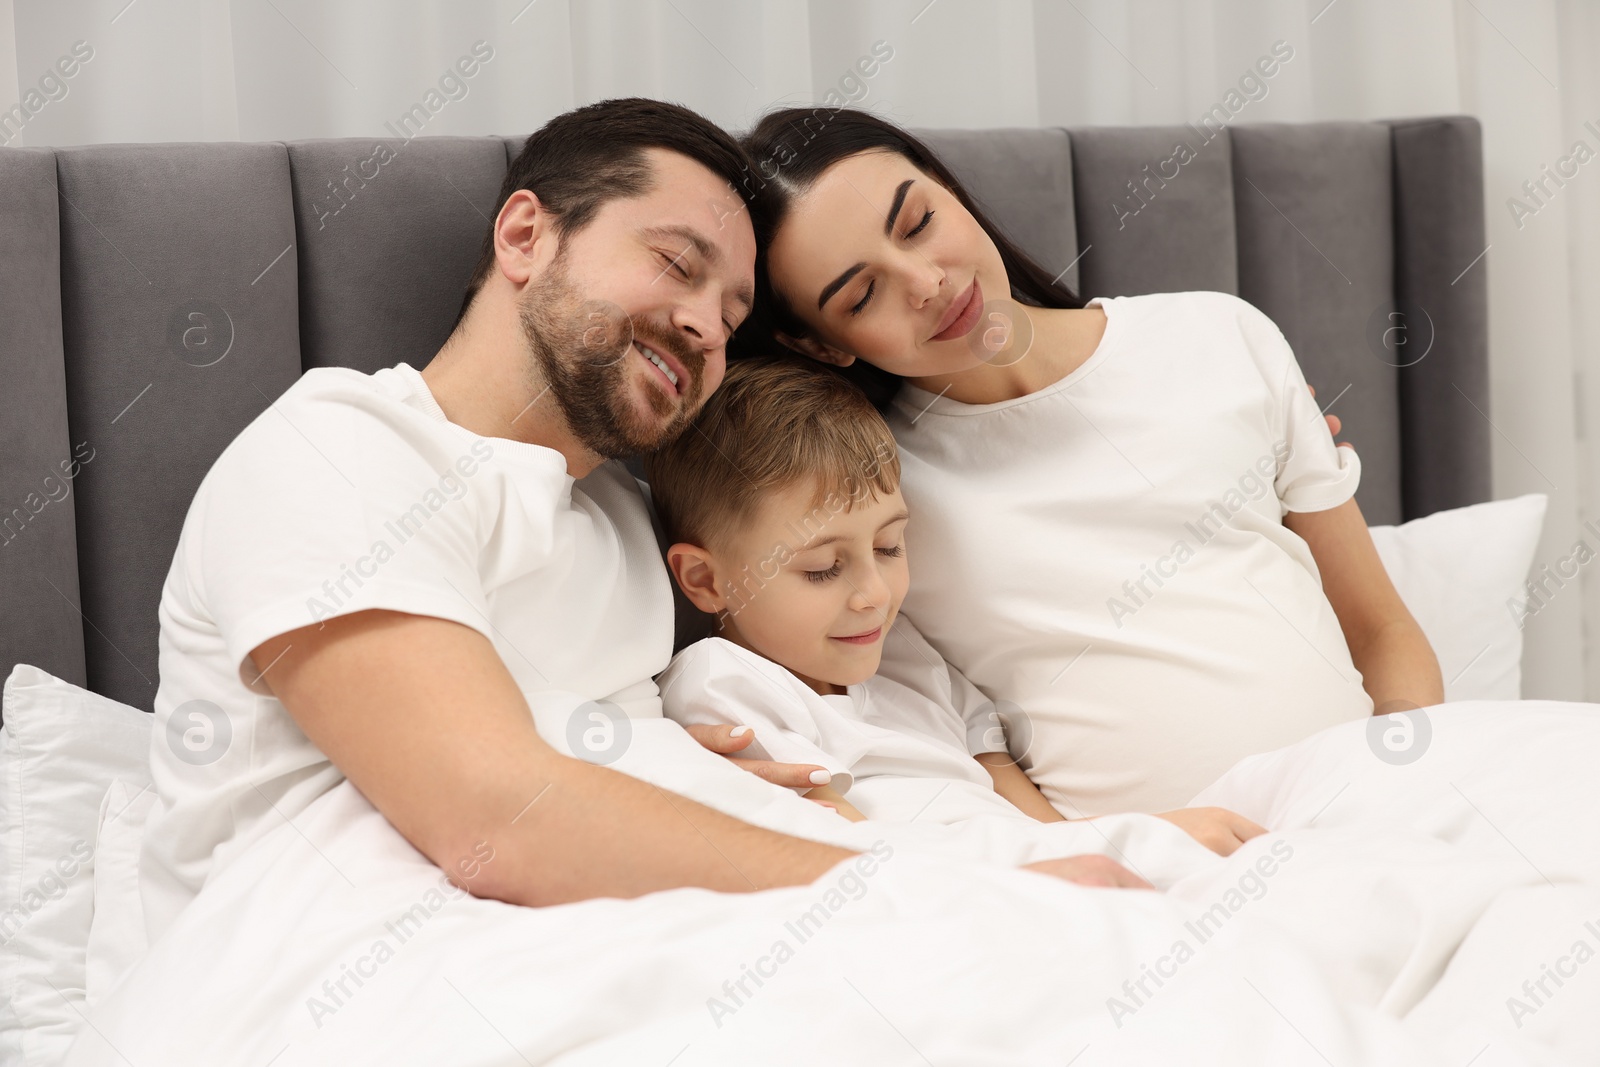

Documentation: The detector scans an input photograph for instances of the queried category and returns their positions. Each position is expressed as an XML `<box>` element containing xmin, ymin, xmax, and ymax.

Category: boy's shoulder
<box><xmin>657</xmin><ymin>635</ymin><xmax>813</xmax><ymax>703</ymax></box>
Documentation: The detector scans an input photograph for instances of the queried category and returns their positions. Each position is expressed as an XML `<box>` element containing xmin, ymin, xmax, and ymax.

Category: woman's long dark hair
<box><xmin>731</xmin><ymin>107</ymin><xmax>1086</xmax><ymax>408</ymax></box>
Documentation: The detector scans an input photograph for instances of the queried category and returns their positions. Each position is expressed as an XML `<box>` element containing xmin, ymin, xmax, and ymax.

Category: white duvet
<box><xmin>65</xmin><ymin>702</ymin><xmax>1600</xmax><ymax>1065</ymax></box>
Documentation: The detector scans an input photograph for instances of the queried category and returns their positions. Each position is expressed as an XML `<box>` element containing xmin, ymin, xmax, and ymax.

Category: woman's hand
<box><xmin>683</xmin><ymin>723</ymin><xmax>834</xmax><ymax>790</ymax></box>
<box><xmin>1154</xmin><ymin>807</ymin><xmax>1266</xmax><ymax>856</ymax></box>
<box><xmin>1022</xmin><ymin>854</ymin><xmax>1154</xmax><ymax>889</ymax></box>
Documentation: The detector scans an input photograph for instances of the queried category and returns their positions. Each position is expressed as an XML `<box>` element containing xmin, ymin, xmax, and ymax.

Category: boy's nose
<box><xmin>848</xmin><ymin>569</ymin><xmax>890</xmax><ymax>612</ymax></box>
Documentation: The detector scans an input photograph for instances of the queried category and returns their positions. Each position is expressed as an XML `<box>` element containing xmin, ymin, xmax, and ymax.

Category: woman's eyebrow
<box><xmin>818</xmin><ymin>264</ymin><xmax>865</xmax><ymax>311</ymax></box>
<box><xmin>816</xmin><ymin>179</ymin><xmax>916</xmax><ymax>311</ymax></box>
<box><xmin>882</xmin><ymin>179</ymin><xmax>913</xmax><ymax>236</ymax></box>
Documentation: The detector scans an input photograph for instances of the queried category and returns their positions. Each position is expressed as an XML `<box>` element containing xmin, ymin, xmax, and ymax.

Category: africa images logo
<box><xmin>166</xmin><ymin>699</ymin><xmax>233</xmax><ymax>766</ymax></box>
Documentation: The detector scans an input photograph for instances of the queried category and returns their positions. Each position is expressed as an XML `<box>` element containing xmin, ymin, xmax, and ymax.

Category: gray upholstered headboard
<box><xmin>0</xmin><ymin>117</ymin><xmax>1490</xmax><ymax>714</ymax></box>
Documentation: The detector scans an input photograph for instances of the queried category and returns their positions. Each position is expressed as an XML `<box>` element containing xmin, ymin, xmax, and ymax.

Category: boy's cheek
<box><xmin>865</xmin><ymin>649</ymin><xmax>887</xmax><ymax>677</ymax></box>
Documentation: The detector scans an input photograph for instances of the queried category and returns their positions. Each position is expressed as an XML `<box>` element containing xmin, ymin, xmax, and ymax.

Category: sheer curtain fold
<box><xmin>4</xmin><ymin>0</ymin><xmax>1596</xmax><ymax>697</ymax></box>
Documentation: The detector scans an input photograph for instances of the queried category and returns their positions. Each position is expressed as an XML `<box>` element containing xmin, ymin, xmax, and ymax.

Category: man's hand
<box><xmin>1309</xmin><ymin>384</ymin><xmax>1351</xmax><ymax>449</ymax></box>
<box><xmin>1154</xmin><ymin>807</ymin><xmax>1266</xmax><ymax>856</ymax></box>
<box><xmin>1022</xmin><ymin>854</ymin><xmax>1154</xmax><ymax>889</ymax></box>
<box><xmin>684</xmin><ymin>723</ymin><xmax>833</xmax><ymax>790</ymax></box>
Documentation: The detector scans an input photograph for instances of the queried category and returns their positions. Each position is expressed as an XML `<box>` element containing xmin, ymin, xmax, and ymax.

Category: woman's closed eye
<box><xmin>846</xmin><ymin>209</ymin><xmax>936</xmax><ymax>317</ymax></box>
<box><xmin>904</xmin><ymin>208</ymin><xmax>935</xmax><ymax>239</ymax></box>
<box><xmin>847</xmin><ymin>282</ymin><xmax>874</xmax><ymax>317</ymax></box>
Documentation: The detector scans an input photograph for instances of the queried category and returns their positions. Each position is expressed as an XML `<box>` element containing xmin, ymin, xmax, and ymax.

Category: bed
<box><xmin>10</xmin><ymin>119</ymin><xmax>1597</xmax><ymax>1065</ymax></box>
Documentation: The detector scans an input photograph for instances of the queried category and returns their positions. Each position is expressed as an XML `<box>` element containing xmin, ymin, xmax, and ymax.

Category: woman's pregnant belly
<box><xmin>907</xmin><ymin>527</ymin><xmax>1374</xmax><ymax>816</ymax></box>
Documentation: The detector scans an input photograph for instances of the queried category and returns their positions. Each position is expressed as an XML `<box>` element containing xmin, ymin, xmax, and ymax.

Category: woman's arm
<box><xmin>978</xmin><ymin>754</ymin><xmax>1266</xmax><ymax>856</ymax></box>
<box><xmin>976</xmin><ymin>753</ymin><xmax>1068</xmax><ymax>822</ymax></box>
<box><xmin>1285</xmin><ymin>496</ymin><xmax>1444</xmax><ymax>710</ymax></box>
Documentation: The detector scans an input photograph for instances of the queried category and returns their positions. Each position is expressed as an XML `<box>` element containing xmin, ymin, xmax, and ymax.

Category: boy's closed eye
<box><xmin>803</xmin><ymin>543</ymin><xmax>904</xmax><ymax>583</ymax></box>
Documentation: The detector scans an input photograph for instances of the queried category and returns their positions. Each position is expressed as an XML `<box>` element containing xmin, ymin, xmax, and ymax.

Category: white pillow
<box><xmin>0</xmin><ymin>666</ymin><xmax>152</xmax><ymax>1067</ymax></box>
<box><xmin>1366</xmin><ymin>494</ymin><xmax>1547</xmax><ymax>701</ymax></box>
<box><xmin>85</xmin><ymin>778</ymin><xmax>157</xmax><ymax>1008</ymax></box>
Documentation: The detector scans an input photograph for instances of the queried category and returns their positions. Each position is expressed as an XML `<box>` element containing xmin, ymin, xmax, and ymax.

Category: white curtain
<box><xmin>4</xmin><ymin>0</ymin><xmax>1595</xmax><ymax>699</ymax></box>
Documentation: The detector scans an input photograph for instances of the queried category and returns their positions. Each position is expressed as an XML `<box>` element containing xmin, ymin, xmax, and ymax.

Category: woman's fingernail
<box><xmin>809</xmin><ymin>769</ymin><xmax>831</xmax><ymax>785</ymax></box>
<box><xmin>730</xmin><ymin>725</ymin><xmax>751</xmax><ymax>737</ymax></box>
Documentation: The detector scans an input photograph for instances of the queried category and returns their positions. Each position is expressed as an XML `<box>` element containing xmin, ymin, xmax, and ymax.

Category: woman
<box><xmin>705</xmin><ymin>107</ymin><xmax>1441</xmax><ymax>817</ymax></box>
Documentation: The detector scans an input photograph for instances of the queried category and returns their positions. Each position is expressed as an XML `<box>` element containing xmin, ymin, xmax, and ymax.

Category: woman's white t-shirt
<box><xmin>140</xmin><ymin>363</ymin><xmax>674</xmax><ymax>942</ymax></box>
<box><xmin>886</xmin><ymin>290</ymin><xmax>1372</xmax><ymax>816</ymax></box>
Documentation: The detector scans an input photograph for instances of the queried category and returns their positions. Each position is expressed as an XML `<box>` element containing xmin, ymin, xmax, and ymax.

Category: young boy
<box><xmin>644</xmin><ymin>359</ymin><xmax>1261</xmax><ymax>854</ymax></box>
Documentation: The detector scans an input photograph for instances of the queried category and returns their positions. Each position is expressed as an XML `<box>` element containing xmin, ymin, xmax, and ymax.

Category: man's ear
<box><xmin>665</xmin><ymin>542</ymin><xmax>727</xmax><ymax>615</ymax></box>
<box><xmin>775</xmin><ymin>330</ymin><xmax>856</xmax><ymax>368</ymax></box>
<box><xmin>493</xmin><ymin>189</ymin><xmax>557</xmax><ymax>286</ymax></box>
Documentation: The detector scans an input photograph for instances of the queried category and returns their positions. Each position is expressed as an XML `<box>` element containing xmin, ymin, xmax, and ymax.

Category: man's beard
<box><xmin>517</xmin><ymin>254</ymin><xmax>705</xmax><ymax>460</ymax></box>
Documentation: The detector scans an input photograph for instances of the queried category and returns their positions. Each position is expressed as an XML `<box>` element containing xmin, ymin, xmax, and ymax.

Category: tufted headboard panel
<box><xmin>0</xmin><ymin>117</ymin><xmax>1490</xmax><ymax>711</ymax></box>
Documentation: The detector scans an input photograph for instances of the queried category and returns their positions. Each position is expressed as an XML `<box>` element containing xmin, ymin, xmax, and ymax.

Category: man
<box><xmin>141</xmin><ymin>98</ymin><xmax>1142</xmax><ymax>944</ymax></box>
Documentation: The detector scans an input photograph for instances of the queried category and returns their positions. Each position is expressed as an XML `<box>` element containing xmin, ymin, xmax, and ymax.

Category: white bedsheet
<box><xmin>65</xmin><ymin>702</ymin><xmax>1600</xmax><ymax>1065</ymax></box>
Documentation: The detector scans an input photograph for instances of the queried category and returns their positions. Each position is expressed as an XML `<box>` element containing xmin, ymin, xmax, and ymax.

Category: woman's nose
<box><xmin>903</xmin><ymin>256</ymin><xmax>944</xmax><ymax>309</ymax></box>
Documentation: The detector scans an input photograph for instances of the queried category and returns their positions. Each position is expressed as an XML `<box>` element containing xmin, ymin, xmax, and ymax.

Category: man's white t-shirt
<box><xmin>886</xmin><ymin>291</ymin><xmax>1372</xmax><ymax>816</ymax></box>
<box><xmin>657</xmin><ymin>614</ymin><xmax>1023</xmax><ymax>823</ymax></box>
<box><xmin>141</xmin><ymin>362</ymin><xmax>674</xmax><ymax>942</ymax></box>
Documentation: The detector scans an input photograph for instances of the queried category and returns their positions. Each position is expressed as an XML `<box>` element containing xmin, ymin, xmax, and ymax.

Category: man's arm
<box><xmin>250</xmin><ymin>609</ymin><xmax>855</xmax><ymax>906</ymax></box>
<box><xmin>1284</xmin><ymin>496</ymin><xmax>1444</xmax><ymax>711</ymax></box>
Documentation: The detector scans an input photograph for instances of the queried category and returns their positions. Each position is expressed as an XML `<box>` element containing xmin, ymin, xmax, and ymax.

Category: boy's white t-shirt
<box><xmin>657</xmin><ymin>613</ymin><xmax>1025</xmax><ymax>823</ymax></box>
<box><xmin>141</xmin><ymin>362</ymin><xmax>674</xmax><ymax>942</ymax></box>
<box><xmin>886</xmin><ymin>291</ymin><xmax>1372</xmax><ymax>816</ymax></box>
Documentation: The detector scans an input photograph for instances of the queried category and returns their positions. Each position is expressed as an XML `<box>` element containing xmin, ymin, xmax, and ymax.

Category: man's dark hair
<box><xmin>455</xmin><ymin>97</ymin><xmax>755</xmax><ymax>326</ymax></box>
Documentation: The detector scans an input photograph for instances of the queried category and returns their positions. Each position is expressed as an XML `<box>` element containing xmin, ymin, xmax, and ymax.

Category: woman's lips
<box><xmin>931</xmin><ymin>278</ymin><xmax>983</xmax><ymax>342</ymax></box>
<box><xmin>831</xmin><ymin>626</ymin><xmax>883</xmax><ymax>646</ymax></box>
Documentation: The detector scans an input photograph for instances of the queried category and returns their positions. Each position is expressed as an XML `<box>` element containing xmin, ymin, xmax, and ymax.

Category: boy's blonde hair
<box><xmin>643</xmin><ymin>358</ymin><xmax>901</xmax><ymax>551</ymax></box>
